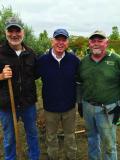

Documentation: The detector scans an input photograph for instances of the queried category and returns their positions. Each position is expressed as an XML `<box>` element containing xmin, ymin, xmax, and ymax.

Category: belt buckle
<box><xmin>101</xmin><ymin>104</ymin><xmax>108</xmax><ymax>116</ymax></box>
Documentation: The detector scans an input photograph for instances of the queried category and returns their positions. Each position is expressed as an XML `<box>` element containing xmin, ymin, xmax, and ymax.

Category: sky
<box><xmin>0</xmin><ymin>0</ymin><xmax>120</xmax><ymax>38</ymax></box>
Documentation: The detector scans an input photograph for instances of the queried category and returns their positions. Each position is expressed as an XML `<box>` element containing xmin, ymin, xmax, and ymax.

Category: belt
<box><xmin>87</xmin><ymin>101</ymin><xmax>107</xmax><ymax>114</ymax></box>
<box><xmin>85</xmin><ymin>100</ymin><xmax>117</xmax><ymax>116</ymax></box>
<box><xmin>87</xmin><ymin>100</ymin><xmax>104</xmax><ymax>106</ymax></box>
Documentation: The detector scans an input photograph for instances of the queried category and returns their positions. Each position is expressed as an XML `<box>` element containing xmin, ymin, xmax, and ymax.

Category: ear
<box><xmin>51</xmin><ymin>38</ymin><xmax>54</xmax><ymax>47</ymax></box>
<box><xmin>5</xmin><ymin>30</ymin><xmax>7</xmax><ymax>34</ymax></box>
<box><xmin>21</xmin><ymin>29</ymin><xmax>25</xmax><ymax>39</ymax></box>
<box><xmin>88</xmin><ymin>40</ymin><xmax>91</xmax><ymax>47</ymax></box>
<box><xmin>22</xmin><ymin>29</ymin><xmax>25</xmax><ymax>35</ymax></box>
<box><xmin>106</xmin><ymin>39</ymin><xmax>109</xmax><ymax>47</ymax></box>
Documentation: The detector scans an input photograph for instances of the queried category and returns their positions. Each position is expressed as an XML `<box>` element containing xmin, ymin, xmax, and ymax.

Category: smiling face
<box><xmin>89</xmin><ymin>37</ymin><xmax>108</xmax><ymax>55</ymax></box>
<box><xmin>52</xmin><ymin>35</ymin><xmax>69</xmax><ymax>57</ymax></box>
<box><xmin>5</xmin><ymin>26</ymin><xmax>24</xmax><ymax>49</ymax></box>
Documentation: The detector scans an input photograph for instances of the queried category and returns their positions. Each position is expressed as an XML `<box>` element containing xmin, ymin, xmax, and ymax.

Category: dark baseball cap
<box><xmin>89</xmin><ymin>30</ymin><xmax>107</xmax><ymax>39</ymax></box>
<box><xmin>53</xmin><ymin>29</ymin><xmax>69</xmax><ymax>38</ymax></box>
<box><xmin>5</xmin><ymin>17</ymin><xmax>24</xmax><ymax>30</ymax></box>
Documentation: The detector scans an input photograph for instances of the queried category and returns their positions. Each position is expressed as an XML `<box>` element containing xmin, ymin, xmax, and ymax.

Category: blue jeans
<box><xmin>0</xmin><ymin>105</ymin><xmax>40</xmax><ymax>160</ymax></box>
<box><xmin>83</xmin><ymin>101</ymin><xmax>117</xmax><ymax>160</ymax></box>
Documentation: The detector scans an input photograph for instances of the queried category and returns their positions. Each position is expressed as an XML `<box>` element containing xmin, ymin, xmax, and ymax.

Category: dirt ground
<box><xmin>0</xmin><ymin>106</ymin><xmax>120</xmax><ymax>160</ymax></box>
<box><xmin>1</xmin><ymin>80</ymin><xmax>120</xmax><ymax>160</ymax></box>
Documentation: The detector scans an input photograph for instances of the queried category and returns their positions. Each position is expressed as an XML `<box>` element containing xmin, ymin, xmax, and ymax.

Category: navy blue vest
<box><xmin>37</xmin><ymin>49</ymin><xmax>80</xmax><ymax>112</ymax></box>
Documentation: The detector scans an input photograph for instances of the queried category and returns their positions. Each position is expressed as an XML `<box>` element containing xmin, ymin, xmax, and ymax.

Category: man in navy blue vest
<box><xmin>37</xmin><ymin>29</ymin><xmax>80</xmax><ymax>160</ymax></box>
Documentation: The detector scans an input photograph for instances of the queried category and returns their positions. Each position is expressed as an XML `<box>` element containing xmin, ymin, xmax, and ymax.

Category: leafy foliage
<box><xmin>69</xmin><ymin>36</ymin><xmax>88</xmax><ymax>57</ymax></box>
<box><xmin>108</xmin><ymin>40</ymin><xmax>120</xmax><ymax>54</ymax></box>
<box><xmin>35</xmin><ymin>30</ymin><xmax>51</xmax><ymax>54</ymax></box>
<box><xmin>109</xmin><ymin>26</ymin><xmax>120</xmax><ymax>40</ymax></box>
<box><xmin>0</xmin><ymin>7</ymin><xmax>120</xmax><ymax>56</ymax></box>
<box><xmin>0</xmin><ymin>6</ymin><xmax>15</xmax><ymax>43</ymax></box>
<box><xmin>0</xmin><ymin>7</ymin><xmax>50</xmax><ymax>55</ymax></box>
<box><xmin>23</xmin><ymin>25</ymin><xmax>38</xmax><ymax>52</ymax></box>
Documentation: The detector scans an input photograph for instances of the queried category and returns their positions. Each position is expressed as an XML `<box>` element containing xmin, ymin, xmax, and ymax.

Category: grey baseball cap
<box><xmin>53</xmin><ymin>29</ymin><xmax>69</xmax><ymax>38</ymax></box>
<box><xmin>89</xmin><ymin>30</ymin><xmax>107</xmax><ymax>39</ymax></box>
<box><xmin>5</xmin><ymin>17</ymin><xmax>24</xmax><ymax>30</ymax></box>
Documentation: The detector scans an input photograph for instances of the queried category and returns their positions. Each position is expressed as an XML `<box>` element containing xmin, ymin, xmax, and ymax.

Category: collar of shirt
<box><xmin>15</xmin><ymin>50</ymin><xmax>22</xmax><ymax>56</ymax></box>
<box><xmin>52</xmin><ymin>49</ymin><xmax>65</xmax><ymax>62</ymax></box>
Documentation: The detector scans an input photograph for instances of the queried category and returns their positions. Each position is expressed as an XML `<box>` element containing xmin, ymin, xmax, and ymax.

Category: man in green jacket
<box><xmin>77</xmin><ymin>30</ymin><xmax>120</xmax><ymax>160</ymax></box>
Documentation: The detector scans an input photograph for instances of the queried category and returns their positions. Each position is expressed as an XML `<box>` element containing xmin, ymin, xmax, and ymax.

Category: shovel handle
<box><xmin>8</xmin><ymin>78</ymin><xmax>22</xmax><ymax>159</ymax></box>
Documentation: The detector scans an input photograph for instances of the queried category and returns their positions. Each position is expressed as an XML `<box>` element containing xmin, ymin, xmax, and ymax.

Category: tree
<box><xmin>0</xmin><ymin>6</ymin><xmax>41</xmax><ymax>54</ymax></box>
<box><xmin>23</xmin><ymin>25</ymin><xmax>38</xmax><ymax>53</ymax></box>
<box><xmin>36</xmin><ymin>30</ymin><xmax>51</xmax><ymax>54</ymax></box>
<box><xmin>0</xmin><ymin>6</ymin><xmax>15</xmax><ymax>43</ymax></box>
<box><xmin>108</xmin><ymin>40</ymin><xmax>120</xmax><ymax>54</ymax></box>
<box><xmin>69</xmin><ymin>35</ymin><xmax>88</xmax><ymax>57</ymax></box>
<box><xmin>109</xmin><ymin>26</ymin><xmax>120</xmax><ymax>40</ymax></box>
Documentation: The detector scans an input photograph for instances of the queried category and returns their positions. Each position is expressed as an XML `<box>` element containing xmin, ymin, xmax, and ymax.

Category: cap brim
<box><xmin>53</xmin><ymin>33</ymin><xmax>69</xmax><ymax>38</ymax></box>
<box><xmin>6</xmin><ymin>24</ymin><xmax>23</xmax><ymax>30</ymax></box>
<box><xmin>89</xmin><ymin>34</ymin><xmax>106</xmax><ymax>39</ymax></box>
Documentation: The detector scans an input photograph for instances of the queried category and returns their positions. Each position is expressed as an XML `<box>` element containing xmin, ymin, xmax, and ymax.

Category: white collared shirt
<box><xmin>15</xmin><ymin>50</ymin><xmax>22</xmax><ymax>56</ymax></box>
<box><xmin>52</xmin><ymin>49</ymin><xmax>65</xmax><ymax>63</ymax></box>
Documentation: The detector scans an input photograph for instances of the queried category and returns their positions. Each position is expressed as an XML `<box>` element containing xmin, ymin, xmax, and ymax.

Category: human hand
<box><xmin>2</xmin><ymin>65</ymin><xmax>12</xmax><ymax>79</ymax></box>
<box><xmin>108</xmin><ymin>105</ymin><xmax>120</xmax><ymax>125</ymax></box>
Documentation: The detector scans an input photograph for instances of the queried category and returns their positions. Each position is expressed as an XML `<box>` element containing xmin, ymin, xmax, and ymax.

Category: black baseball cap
<box><xmin>5</xmin><ymin>16</ymin><xmax>24</xmax><ymax>30</ymax></box>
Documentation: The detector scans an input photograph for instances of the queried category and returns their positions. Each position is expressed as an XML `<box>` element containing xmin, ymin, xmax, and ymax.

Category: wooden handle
<box><xmin>8</xmin><ymin>78</ymin><xmax>22</xmax><ymax>159</ymax></box>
